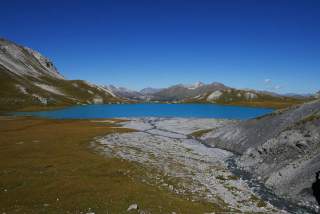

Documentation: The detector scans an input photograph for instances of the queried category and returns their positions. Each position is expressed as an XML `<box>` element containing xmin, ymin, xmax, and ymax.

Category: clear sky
<box><xmin>1</xmin><ymin>0</ymin><xmax>319</xmax><ymax>94</ymax></box>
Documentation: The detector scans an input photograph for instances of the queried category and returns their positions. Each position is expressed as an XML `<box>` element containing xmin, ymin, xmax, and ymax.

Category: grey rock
<box><xmin>203</xmin><ymin>99</ymin><xmax>320</xmax><ymax>211</ymax></box>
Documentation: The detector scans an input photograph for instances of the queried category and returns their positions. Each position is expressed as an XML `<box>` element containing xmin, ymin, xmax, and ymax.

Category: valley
<box><xmin>0</xmin><ymin>37</ymin><xmax>320</xmax><ymax>213</ymax></box>
<box><xmin>0</xmin><ymin>38</ymin><xmax>316</xmax><ymax>112</ymax></box>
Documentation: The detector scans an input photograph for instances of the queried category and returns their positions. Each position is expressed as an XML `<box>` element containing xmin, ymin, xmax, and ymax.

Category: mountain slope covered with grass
<box><xmin>0</xmin><ymin>38</ymin><xmax>125</xmax><ymax>111</ymax></box>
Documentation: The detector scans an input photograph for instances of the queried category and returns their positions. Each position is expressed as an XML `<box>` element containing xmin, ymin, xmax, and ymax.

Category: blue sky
<box><xmin>1</xmin><ymin>0</ymin><xmax>319</xmax><ymax>93</ymax></box>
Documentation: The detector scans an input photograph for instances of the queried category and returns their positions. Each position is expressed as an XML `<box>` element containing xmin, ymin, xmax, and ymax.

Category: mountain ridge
<box><xmin>0</xmin><ymin>38</ymin><xmax>126</xmax><ymax>111</ymax></box>
<box><xmin>105</xmin><ymin>81</ymin><xmax>316</xmax><ymax>109</ymax></box>
<box><xmin>0</xmin><ymin>38</ymin><xmax>317</xmax><ymax>111</ymax></box>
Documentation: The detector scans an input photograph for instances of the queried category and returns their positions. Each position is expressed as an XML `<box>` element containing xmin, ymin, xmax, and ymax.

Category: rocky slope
<box><xmin>0</xmin><ymin>38</ymin><xmax>125</xmax><ymax>111</ymax></box>
<box><xmin>202</xmin><ymin>99</ymin><xmax>320</xmax><ymax>212</ymax></box>
<box><xmin>94</xmin><ymin>118</ymin><xmax>279</xmax><ymax>213</ymax></box>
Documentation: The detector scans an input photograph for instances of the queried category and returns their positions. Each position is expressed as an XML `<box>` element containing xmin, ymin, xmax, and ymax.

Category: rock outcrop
<box><xmin>202</xmin><ymin>99</ymin><xmax>320</xmax><ymax>211</ymax></box>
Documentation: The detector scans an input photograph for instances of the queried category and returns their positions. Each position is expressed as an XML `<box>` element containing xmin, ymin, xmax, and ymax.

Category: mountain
<box><xmin>104</xmin><ymin>81</ymin><xmax>312</xmax><ymax>109</ymax></box>
<box><xmin>202</xmin><ymin>99</ymin><xmax>320</xmax><ymax>212</ymax></box>
<box><xmin>148</xmin><ymin>83</ymin><xmax>309</xmax><ymax>109</ymax></box>
<box><xmin>284</xmin><ymin>92</ymin><xmax>315</xmax><ymax>100</ymax></box>
<box><xmin>0</xmin><ymin>38</ymin><xmax>125</xmax><ymax>111</ymax></box>
<box><xmin>139</xmin><ymin>87</ymin><xmax>162</xmax><ymax>95</ymax></box>
<box><xmin>150</xmin><ymin>82</ymin><xmax>229</xmax><ymax>101</ymax></box>
<box><xmin>104</xmin><ymin>85</ymin><xmax>145</xmax><ymax>100</ymax></box>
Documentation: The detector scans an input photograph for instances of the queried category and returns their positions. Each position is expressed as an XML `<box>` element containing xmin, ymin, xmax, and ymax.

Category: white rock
<box><xmin>169</xmin><ymin>185</ymin><xmax>174</xmax><ymax>191</ymax></box>
<box><xmin>92</xmin><ymin>96</ymin><xmax>103</xmax><ymax>104</ymax></box>
<box><xmin>207</xmin><ymin>90</ymin><xmax>223</xmax><ymax>101</ymax></box>
<box><xmin>127</xmin><ymin>204</ymin><xmax>139</xmax><ymax>211</ymax></box>
<box><xmin>34</xmin><ymin>83</ymin><xmax>65</xmax><ymax>96</ymax></box>
<box><xmin>244</xmin><ymin>92</ymin><xmax>257</xmax><ymax>100</ymax></box>
<box><xmin>16</xmin><ymin>84</ymin><xmax>28</xmax><ymax>94</ymax></box>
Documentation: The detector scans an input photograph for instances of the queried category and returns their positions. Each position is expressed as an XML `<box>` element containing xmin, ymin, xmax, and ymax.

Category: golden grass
<box><xmin>224</xmin><ymin>100</ymin><xmax>304</xmax><ymax>109</ymax></box>
<box><xmin>189</xmin><ymin>129</ymin><xmax>214</xmax><ymax>138</ymax></box>
<box><xmin>0</xmin><ymin>116</ymin><xmax>225</xmax><ymax>213</ymax></box>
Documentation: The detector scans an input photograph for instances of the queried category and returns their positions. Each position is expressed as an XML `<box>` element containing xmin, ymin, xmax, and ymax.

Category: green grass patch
<box><xmin>190</xmin><ymin>129</ymin><xmax>214</xmax><ymax>138</ymax></box>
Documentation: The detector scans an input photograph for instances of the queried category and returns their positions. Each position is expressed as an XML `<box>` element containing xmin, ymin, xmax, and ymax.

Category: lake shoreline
<box><xmin>1</xmin><ymin>101</ymin><xmax>284</xmax><ymax>115</ymax></box>
<box><xmin>13</xmin><ymin>103</ymin><xmax>274</xmax><ymax>120</ymax></box>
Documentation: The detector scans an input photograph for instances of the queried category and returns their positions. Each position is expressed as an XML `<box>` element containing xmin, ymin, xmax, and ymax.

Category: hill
<box><xmin>0</xmin><ymin>38</ymin><xmax>125</xmax><ymax>111</ymax></box>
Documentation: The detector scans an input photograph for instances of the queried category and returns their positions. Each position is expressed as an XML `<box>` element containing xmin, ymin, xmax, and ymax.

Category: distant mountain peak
<box><xmin>179</xmin><ymin>81</ymin><xmax>205</xmax><ymax>90</ymax></box>
<box><xmin>190</xmin><ymin>81</ymin><xmax>205</xmax><ymax>89</ymax></box>
<box><xmin>140</xmin><ymin>87</ymin><xmax>162</xmax><ymax>95</ymax></box>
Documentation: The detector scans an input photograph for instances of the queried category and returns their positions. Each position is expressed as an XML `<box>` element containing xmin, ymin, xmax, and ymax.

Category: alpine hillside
<box><xmin>0</xmin><ymin>38</ymin><xmax>126</xmax><ymax>111</ymax></box>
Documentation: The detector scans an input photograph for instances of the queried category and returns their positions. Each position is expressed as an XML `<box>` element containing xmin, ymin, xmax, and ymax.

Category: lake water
<box><xmin>16</xmin><ymin>104</ymin><xmax>273</xmax><ymax>120</ymax></box>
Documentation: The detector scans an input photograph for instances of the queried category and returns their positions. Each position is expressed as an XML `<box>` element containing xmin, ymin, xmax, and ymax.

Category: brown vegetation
<box><xmin>0</xmin><ymin>116</ymin><xmax>222</xmax><ymax>213</ymax></box>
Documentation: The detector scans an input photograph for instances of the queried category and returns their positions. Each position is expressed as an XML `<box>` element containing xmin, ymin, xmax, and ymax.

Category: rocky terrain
<box><xmin>90</xmin><ymin>106</ymin><xmax>320</xmax><ymax>213</ymax></box>
<box><xmin>93</xmin><ymin>118</ymin><xmax>280</xmax><ymax>213</ymax></box>
<box><xmin>202</xmin><ymin>99</ymin><xmax>320</xmax><ymax>212</ymax></box>
<box><xmin>0</xmin><ymin>38</ymin><xmax>126</xmax><ymax>111</ymax></box>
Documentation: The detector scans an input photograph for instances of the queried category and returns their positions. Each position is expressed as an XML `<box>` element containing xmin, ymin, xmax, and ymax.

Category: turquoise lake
<box><xmin>16</xmin><ymin>104</ymin><xmax>273</xmax><ymax>120</ymax></box>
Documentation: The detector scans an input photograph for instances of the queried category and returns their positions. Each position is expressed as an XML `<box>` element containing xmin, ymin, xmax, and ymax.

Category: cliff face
<box><xmin>202</xmin><ymin>99</ymin><xmax>320</xmax><ymax>211</ymax></box>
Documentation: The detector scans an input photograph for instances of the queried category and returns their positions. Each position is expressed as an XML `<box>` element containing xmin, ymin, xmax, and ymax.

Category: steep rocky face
<box><xmin>0</xmin><ymin>38</ymin><xmax>124</xmax><ymax>111</ymax></box>
<box><xmin>202</xmin><ymin>99</ymin><xmax>320</xmax><ymax>211</ymax></box>
<box><xmin>0</xmin><ymin>38</ymin><xmax>63</xmax><ymax>79</ymax></box>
